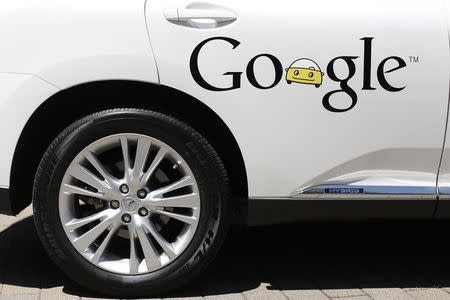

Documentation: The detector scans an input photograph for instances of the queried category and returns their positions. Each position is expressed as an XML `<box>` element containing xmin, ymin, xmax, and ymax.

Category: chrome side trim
<box><xmin>252</xmin><ymin>194</ymin><xmax>436</xmax><ymax>201</ymax></box>
<box><xmin>296</xmin><ymin>194</ymin><xmax>435</xmax><ymax>200</ymax></box>
<box><xmin>437</xmin><ymin>194</ymin><xmax>450</xmax><ymax>201</ymax></box>
<box><xmin>291</xmin><ymin>183</ymin><xmax>436</xmax><ymax>200</ymax></box>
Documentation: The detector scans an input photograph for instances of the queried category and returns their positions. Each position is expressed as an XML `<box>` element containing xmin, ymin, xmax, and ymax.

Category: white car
<box><xmin>0</xmin><ymin>0</ymin><xmax>449</xmax><ymax>297</ymax></box>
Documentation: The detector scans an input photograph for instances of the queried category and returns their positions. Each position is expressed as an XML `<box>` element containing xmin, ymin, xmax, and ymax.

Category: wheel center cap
<box><xmin>121</xmin><ymin>196</ymin><xmax>139</xmax><ymax>212</ymax></box>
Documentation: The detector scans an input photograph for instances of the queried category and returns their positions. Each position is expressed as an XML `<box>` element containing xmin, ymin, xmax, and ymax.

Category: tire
<box><xmin>32</xmin><ymin>109</ymin><xmax>230</xmax><ymax>297</ymax></box>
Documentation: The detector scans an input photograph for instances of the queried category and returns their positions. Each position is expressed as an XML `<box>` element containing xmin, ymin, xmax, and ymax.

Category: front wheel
<box><xmin>33</xmin><ymin>109</ymin><xmax>230</xmax><ymax>297</ymax></box>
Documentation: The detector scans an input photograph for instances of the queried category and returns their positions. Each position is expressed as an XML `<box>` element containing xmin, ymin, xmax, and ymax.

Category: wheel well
<box><xmin>10</xmin><ymin>80</ymin><xmax>248</xmax><ymax>222</ymax></box>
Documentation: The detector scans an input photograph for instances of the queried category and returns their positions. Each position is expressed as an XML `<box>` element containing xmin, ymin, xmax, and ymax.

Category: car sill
<box><xmin>248</xmin><ymin>196</ymin><xmax>437</xmax><ymax>226</ymax></box>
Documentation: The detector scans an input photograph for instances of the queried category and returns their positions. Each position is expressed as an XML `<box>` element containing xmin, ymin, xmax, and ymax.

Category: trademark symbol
<box><xmin>409</xmin><ymin>56</ymin><xmax>420</xmax><ymax>63</ymax></box>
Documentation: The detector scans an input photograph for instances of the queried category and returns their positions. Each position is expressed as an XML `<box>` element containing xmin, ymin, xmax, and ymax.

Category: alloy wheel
<box><xmin>59</xmin><ymin>133</ymin><xmax>201</xmax><ymax>274</ymax></box>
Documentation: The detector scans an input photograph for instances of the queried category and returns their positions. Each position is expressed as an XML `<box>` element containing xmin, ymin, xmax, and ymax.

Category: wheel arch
<box><xmin>10</xmin><ymin>80</ymin><xmax>248</xmax><ymax>222</ymax></box>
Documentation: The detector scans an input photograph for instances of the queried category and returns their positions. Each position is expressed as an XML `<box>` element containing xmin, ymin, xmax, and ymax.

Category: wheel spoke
<box><xmin>142</xmin><ymin>219</ymin><xmax>177</xmax><ymax>259</ymax></box>
<box><xmin>120</xmin><ymin>137</ymin><xmax>131</xmax><ymax>181</ymax></box>
<box><xmin>68</xmin><ymin>163</ymin><xmax>110</xmax><ymax>193</ymax></box>
<box><xmin>84</xmin><ymin>151</ymin><xmax>117</xmax><ymax>185</ymax></box>
<box><xmin>64</xmin><ymin>209</ymin><xmax>111</xmax><ymax>232</ymax></box>
<box><xmin>147</xmin><ymin>193</ymin><xmax>200</xmax><ymax>209</ymax></box>
<box><xmin>153</xmin><ymin>209</ymin><xmax>198</xmax><ymax>225</ymax></box>
<box><xmin>132</xmin><ymin>138</ymin><xmax>151</xmax><ymax>179</ymax></box>
<box><xmin>91</xmin><ymin>222</ymin><xmax>120</xmax><ymax>264</ymax></box>
<box><xmin>72</xmin><ymin>212</ymin><xmax>119</xmax><ymax>253</ymax></box>
<box><xmin>149</xmin><ymin>176</ymin><xmax>195</xmax><ymax>198</ymax></box>
<box><xmin>135</xmin><ymin>224</ymin><xmax>161</xmax><ymax>271</ymax></box>
<box><xmin>62</xmin><ymin>183</ymin><xmax>106</xmax><ymax>200</ymax></box>
<box><xmin>129</xmin><ymin>228</ymin><xmax>140</xmax><ymax>273</ymax></box>
<box><xmin>140</xmin><ymin>148</ymin><xmax>167</xmax><ymax>185</ymax></box>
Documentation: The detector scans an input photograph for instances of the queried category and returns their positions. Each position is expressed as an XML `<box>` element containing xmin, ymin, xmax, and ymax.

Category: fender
<box><xmin>0</xmin><ymin>0</ymin><xmax>159</xmax><ymax>88</ymax></box>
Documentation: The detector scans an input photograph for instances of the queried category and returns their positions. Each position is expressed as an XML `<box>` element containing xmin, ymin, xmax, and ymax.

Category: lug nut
<box><xmin>137</xmin><ymin>189</ymin><xmax>147</xmax><ymax>199</ymax></box>
<box><xmin>138</xmin><ymin>207</ymin><xmax>149</xmax><ymax>217</ymax></box>
<box><xmin>119</xmin><ymin>184</ymin><xmax>129</xmax><ymax>194</ymax></box>
<box><xmin>110</xmin><ymin>200</ymin><xmax>120</xmax><ymax>209</ymax></box>
<box><xmin>122</xmin><ymin>214</ymin><xmax>132</xmax><ymax>223</ymax></box>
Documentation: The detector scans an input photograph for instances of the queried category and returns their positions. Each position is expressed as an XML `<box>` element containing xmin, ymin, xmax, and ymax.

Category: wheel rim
<box><xmin>59</xmin><ymin>133</ymin><xmax>201</xmax><ymax>275</ymax></box>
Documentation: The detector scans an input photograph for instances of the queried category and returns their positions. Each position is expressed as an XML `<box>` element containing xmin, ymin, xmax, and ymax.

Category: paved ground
<box><xmin>3</xmin><ymin>207</ymin><xmax>450</xmax><ymax>299</ymax></box>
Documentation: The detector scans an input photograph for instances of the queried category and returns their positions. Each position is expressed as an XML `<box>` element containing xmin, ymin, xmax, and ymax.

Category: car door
<box><xmin>146</xmin><ymin>0</ymin><xmax>449</xmax><ymax>213</ymax></box>
<box><xmin>435</xmin><ymin>0</ymin><xmax>450</xmax><ymax>218</ymax></box>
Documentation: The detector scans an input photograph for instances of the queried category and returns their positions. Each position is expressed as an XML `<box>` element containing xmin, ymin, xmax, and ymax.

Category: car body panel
<box><xmin>146</xmin><ymin>0</ymin><xmax>450</xmax><ymax>199</ymax></box>
<box><xmin>0</xmin><ymin>0</ymin><xmax>160</xmax><ymax>188</ymax></box>
<box><xmin>436</xmin><ymin>0</ymin><xmax>450</xmax><ymax>201</ymax></box>
<box><xmin>0</xmin><ymin>73</ymin><xmax>59</xmax><ymax>187</ymax></box>
<box><xmin>0</xmin><ymin>0</ymin><xmax>448</xmax><ymax>220</ymax></box>
<box><xmin>0</xmin><ymin>0</ymin><xmax>159</xmax><ymax>89</ymax></box>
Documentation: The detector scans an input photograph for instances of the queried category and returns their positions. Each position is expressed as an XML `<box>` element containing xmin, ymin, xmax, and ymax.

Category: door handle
<box><xmin>164</xmin><ymin>8</ymin><xmax>237</xmax><ymax>28</ymax></box>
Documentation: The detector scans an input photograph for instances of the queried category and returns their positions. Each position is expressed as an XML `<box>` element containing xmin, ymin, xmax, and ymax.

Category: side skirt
<box><xmin>0</xmin><ymin>187</ymin><xmax>13</xmax><ymax>216</ymax></box>
<box><xmin>248</xmin><ymin>196</ymin><xmax>437</xmax><ymax>226</ymax></box>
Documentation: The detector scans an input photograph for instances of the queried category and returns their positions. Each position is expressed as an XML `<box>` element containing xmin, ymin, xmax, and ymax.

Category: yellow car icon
<box><xmin>285</xmin><ymin>58</ymin><xmax>324</xmax><ymax>88</ymax></box>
